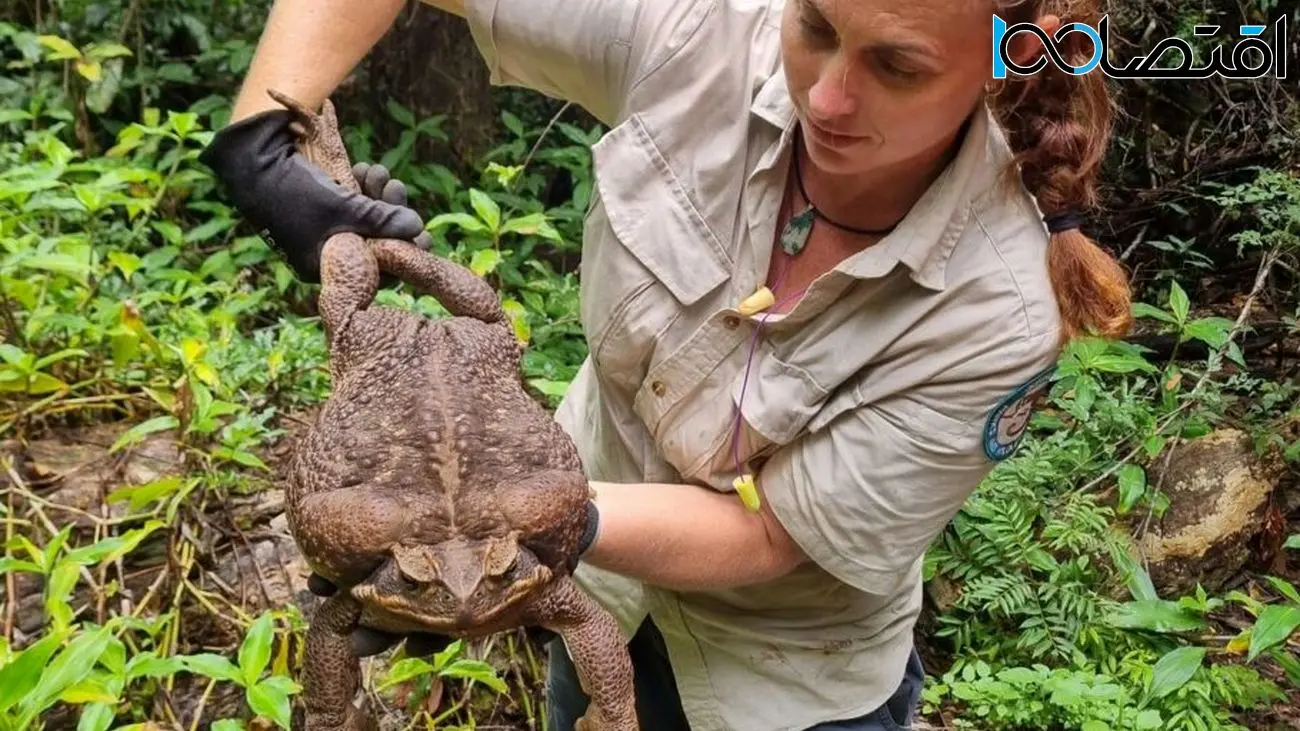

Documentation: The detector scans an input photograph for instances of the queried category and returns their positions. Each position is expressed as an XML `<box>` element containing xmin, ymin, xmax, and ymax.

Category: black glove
<box><xmin>199</xmin><ymin>109</ymin><xmax>429</xmax><ymax>283</ymax></box>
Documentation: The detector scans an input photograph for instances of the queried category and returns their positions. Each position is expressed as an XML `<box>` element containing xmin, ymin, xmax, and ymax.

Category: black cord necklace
<box><xmin>778</xmin><ymin>124</ymin><xmax>902</xmax><ymax>256</ymax></box>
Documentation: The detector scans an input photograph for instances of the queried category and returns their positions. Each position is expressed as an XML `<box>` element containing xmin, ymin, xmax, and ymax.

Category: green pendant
<box><xmin>780</xmin><ymin>205</ymin><xmax>816</xmax><ymax>255</ymax></box>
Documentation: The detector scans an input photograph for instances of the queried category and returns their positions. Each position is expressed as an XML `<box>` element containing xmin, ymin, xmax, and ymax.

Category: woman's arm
<box><xmin>581</xmin><ymin>480</ymin><xmax>810</xmax><ymax>592</ymax></box>
<box><xmin>230</xmin><ymin>0</ymin><xmax>468</xmax><ymax>121</ymax></box>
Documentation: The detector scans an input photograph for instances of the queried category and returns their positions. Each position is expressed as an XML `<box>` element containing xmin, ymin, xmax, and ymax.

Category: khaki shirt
<box><xmin>463</xmin><ymin>0</ymin><xmax>1063</xmax><ymax>728</ymax></box>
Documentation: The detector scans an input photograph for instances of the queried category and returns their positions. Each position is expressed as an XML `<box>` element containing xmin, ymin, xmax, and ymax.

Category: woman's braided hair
<box><xmin>987</xmin><ymin>0</ymin><xmax>1133</xmax><ymax>345</ymax></box>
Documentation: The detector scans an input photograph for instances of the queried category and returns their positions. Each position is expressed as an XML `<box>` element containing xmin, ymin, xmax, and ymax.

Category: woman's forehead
<box><xmin>806</xmin><ymin>0</ymin><xmax>999</xmax><ymax>48</ymax></box>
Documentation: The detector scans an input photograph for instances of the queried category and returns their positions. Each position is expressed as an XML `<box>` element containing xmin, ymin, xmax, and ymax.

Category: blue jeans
<box><xmin>544</xmin><ymin>618</ymin><xmax>926</xmax><ymax>730</ymax></box>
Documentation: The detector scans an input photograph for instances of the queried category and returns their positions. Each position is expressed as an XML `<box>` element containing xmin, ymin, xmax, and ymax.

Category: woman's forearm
<box><xmin>581</xmin><ymin>480</ymin><xmax>809</xmax><ymax>592</ymax></box>
<box><xmin>230</xmin><ymin>0</ymin><xmax>411</xmax><ymax>121</ymax></box>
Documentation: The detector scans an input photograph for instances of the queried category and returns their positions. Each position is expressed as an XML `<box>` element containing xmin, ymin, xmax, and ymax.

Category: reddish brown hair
<box><xmin>987</xmin><ymin>0</ymin><xmax>1133</xmax><ymax>345</ymax></box>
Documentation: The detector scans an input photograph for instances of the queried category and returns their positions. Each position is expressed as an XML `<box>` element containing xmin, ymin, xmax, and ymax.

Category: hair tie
<box><xmin>1044</xmin><ymin>210</ymin><xmax>1082</xmax><ymax>233</ymax></box>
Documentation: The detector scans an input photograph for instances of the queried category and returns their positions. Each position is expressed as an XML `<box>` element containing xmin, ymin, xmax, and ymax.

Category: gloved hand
<box><xmin>306</xmin><ymin>570</ymin><xmax>558</xmax><ymax>656</ymax></box>
<box><xmin>199</xmin><ymin>109</ymin><xmax>431</xmax><ymax>283</ymax></box>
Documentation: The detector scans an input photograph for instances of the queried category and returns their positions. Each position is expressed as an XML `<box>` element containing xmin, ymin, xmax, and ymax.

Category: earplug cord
<box><xmin>729</xmin><ymin>255</ymin><xmax>808</xmax><ymax>497</ymax></box>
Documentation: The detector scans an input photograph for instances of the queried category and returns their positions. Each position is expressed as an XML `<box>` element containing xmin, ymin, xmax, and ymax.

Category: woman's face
<box><xmin>779</xmin><ymin>0</ymin><xmax>1009</xmax><ymax>177</ymax></box>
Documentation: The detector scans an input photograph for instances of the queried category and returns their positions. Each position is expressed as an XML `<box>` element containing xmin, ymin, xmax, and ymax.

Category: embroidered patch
<box><xmin>982</xmin><ymin>364</ymin><xmax>1057</xmax><ymax>462</ymax></box>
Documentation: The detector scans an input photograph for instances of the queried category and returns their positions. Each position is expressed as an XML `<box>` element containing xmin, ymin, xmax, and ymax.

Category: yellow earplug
<box><xmin>736</xmin><ymin>286</ymin><xmax>775</xmax><ymax>316</ymax></box>
<box><xmin>733</xmin><ymin>474</ymin><xmax>761</xmax><ymax>512</ymax></box>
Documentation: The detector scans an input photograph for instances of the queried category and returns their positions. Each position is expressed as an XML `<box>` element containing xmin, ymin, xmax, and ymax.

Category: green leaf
<box><xmin>1105</xmin><ymin>599</ymin><xmax>1207</xmax><ymax>633</ymax></box>
<box><xmin>1182</xmin><ymin>317</ymin><xmax>1233</xmax><ymax>348</ymax></box>
<box><xmin>470</xmin><ymin>248</ymin><xmax>502</xmax><ymax>277</ymax></box>
<box><xmin>1134</xmin><ymin>709</ymin><xmax>1164</xmax><ymax>729</ymax></box>
<box><xmin>1168</xmin><ymin>280</ymin><xmax>1189</xmax><ymax>323</ymax></box>
<box><xmin>1132</xmin><ymin>302</ymin><xmax>1176</xmax><ymax>324</ymax></box>
<box><xmin>440</xmin><ymin>658</ymin><xmax>508</xmax><ymax>693</ymax></box>
<box><xmin>1247</xmin><ymin>605</ymin><xmax>1300</xmax><ymax>661</ymax></box>
<box><xmin>18</xmin><ymin>624</ymin><xmax>115</xmax><ymax>728</ymax></box>
<box><xmin>20</xmin><ymin>253</ymin><xmax>90</xmax><ymax>282</ymax></box>
<box><xmin>238</xmin><ymin>614</ymin><xmax>275</xmax><ymax>685</ymax></box>
<box><xmin>38</xmin><ymin>35</ymin><xmax>81</xmax><ymax>61</ymax></box>
<box><xmin>427</xmin><ymin>212</ymin><xmax>487</xmax><ymax>234</ymax></box>
<box><xmin>1285</xmin><ymin>534</ymin><xmax>1300</xmax><ymax>550</ymax></box>
<box><xmin>0</xmin><ymin>370</ymin><xmax>66</xmax><ymax>394</ymax></box>
<box><xmin>109</xmin><ymin>415</ymin><xmax>178</xmax><ymax>452</ymax></box>
<box><xmin>180</xmin><ymin>653</ymin><xmax>245</xmax><ymax>685</ymax></box>
<box><xmin>77</xmin><ymin>701</ymin><xmax>117</xmax><ymax>731</ymax></box>
<box><xmin>468</xmin><ymin>189</ymin><xmax>501</xmax><ymax>231</ymax></box>
<box><xmin>1264</xmin><ymin>576</ymin><xmax>1300</xmax><ymax>605</ymax></box>
<box><xmin>247</xmin><ymin>680</ymin><xmax>292</xmax><ymax>730</ymax></box>
<box><xmin>1116</xmin><ymin>463</ymin><xmax>1147</xmax><ymax>514</ymax></box>
<box><xmin>0</xmin><ymin>631</ymin><xmax>67</xmax><ymax>713</ymax></box>
<box><xmin>1148</xmin><ymin>646</ymin><xmax>1204</xmax><ymax>698</ymax></box>
<box><xmin>378</xmin><ymin>657</ymin><xmax>437</xmax><ymax>690</ymax></box>
<box><xmin>212</xmin><ymin>719</ymin><xmax>247</xmax><ymax>731</ymax></box>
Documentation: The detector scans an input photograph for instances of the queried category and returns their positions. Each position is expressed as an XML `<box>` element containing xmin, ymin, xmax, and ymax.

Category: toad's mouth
<box><xmin>351</xmin><ymin>563</ymin><xmax>552</xmax><ymax>632</ymax></box>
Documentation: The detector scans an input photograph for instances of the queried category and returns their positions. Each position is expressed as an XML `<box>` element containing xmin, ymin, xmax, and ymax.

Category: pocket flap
<box><xmin>590</xmin><ymin>114</ymin><xmax>730</xmax><ymax>306</ymax></box>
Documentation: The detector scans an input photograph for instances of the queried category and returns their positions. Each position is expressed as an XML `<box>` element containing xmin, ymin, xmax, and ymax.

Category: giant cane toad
<box><xmin>271</xmin><ymin>90</ymin><xmax>636</xmax><ymax>731</ymax></box>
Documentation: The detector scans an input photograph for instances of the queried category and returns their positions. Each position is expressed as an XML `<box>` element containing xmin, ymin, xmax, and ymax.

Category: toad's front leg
<box><xmin>300</xmin><ymin>593</ymin><xmax>377</xmax><ymax>731</ymax></box>
<box><xmin>525</xmin><ymin>576</ymin><xmax>637</xmax><ymax>731</ymax></box>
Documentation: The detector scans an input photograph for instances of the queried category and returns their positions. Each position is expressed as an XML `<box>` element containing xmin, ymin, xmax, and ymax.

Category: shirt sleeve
<box><xmin>760</xmin><ymin>348</ymin><xmax>1057</xmax><ymax>597</ymax></box>
<box><xmin>462</xmin><ymin>0</ymin><xmax>702</xmax><ymax>124</ymax></box>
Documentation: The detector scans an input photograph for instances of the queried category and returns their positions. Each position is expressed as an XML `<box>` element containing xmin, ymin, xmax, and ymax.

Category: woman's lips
<box><xmin>805</xmin><ymin>119</ymin><xmax>867</xmax><ymax>150</ymax></box>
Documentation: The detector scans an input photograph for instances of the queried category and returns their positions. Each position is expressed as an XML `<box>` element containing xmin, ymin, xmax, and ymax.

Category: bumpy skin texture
<box><xmin>271</xmin><ymin>90</ymin><xmax>636</xmax><ymax>731</ymax></box>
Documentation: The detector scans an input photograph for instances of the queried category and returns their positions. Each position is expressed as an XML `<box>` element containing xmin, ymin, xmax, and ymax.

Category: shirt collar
<box><xmin>749</xmin><ymin>68</ymin><xmax>1010</xmax><ymax>292</ymax></box>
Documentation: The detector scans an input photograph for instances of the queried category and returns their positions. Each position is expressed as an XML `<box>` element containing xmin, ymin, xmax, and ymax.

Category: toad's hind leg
<box><xmin>298</xmin><ymin>593</ymin><xmax>377</xmax><ymax>731</ymax></box>
<box><xmin>526</xmin><ymin>577</ymin><xmax>637</xmax><ymax>731</ymax></box>
<box><xmin>371</xmin><ymin>238</ymin><xmax>503</xmax><ymax>323</ymax></box>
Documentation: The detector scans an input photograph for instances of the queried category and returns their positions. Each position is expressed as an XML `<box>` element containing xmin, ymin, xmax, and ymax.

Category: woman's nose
<box><xmin>807</xmin><ymin>58</ymin><xmax>857</xmax><ymax>121</ymax></box>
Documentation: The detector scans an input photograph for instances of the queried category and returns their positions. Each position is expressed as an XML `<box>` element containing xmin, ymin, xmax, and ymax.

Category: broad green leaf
<box><xmin>180</xmin><ymin>653</ymin><xmax>245</xmax><ymax>684</ymax></box>
<box><xmin>1105</xmin><ymin>599</ymin><xmax>1207</xmax><ymax>633</ymax></box>
<box><xmin>239</xmin><ymin>614</ymin><xmax>275</xmax><ymax>685</ymax></box>
<box><xmin>109</xmin><ymin>415</ymin><xmax>178</xmax><ymax>452</ymax></box>
<box><xmin>77</xmin><ymin>701</ymin><xmax>117</xmax><ymax>731</ymax></box>
<box><xmin>85</xmin><ymin>42</ymin><xmax>133</xmax><ymax>61</ymax></box>
<box><xmin>18</xmin><ymin>624</ymin><xmax>115</xmax><ymax>728</ymax></box>
<box><xmin>212</xmin><ymin>720</ymin><xmax>246</xmax><ymax>731</ymax></box>
<box><xmin>1264</xmin><ymin>576</ymin><xmax>1300</xmax><ymax>605</ymax></box>
<box><xmin>440</xmin><ymin>658</ymin><xmax>507</xmax><ymax>693</ymax></box>
<box><xmin>20</xmin><ymin>253</ymin><xmax>90</xmax><ymax>282</ymax></box>
<box><xmin>470</xmin><ymin>248</ymin><xmax>502</xmax><ymax>277</ymax></box>
<box><xmin>379</xmin><ymin>657</ymin><xmax>437</xmax><ymax>690</ymax></box>
<box><xmin>1285</xmin><ymin>534</ymin><xmax>1300</xmax><ymax>550</ymax></box>
<box><xmin>247</xmin><ymin>681</ymin><xmax>292</xmax><ymax>730</ymax></box>
<box><xmin>468</xmin><ymin>189</ymin><xmax>501</xmax><ymax>231</ymax></box>
<box><xmin>74</xmin><ymin>60</ymin><xmax>101</xmax><ymax>81</ymax></box>
<box><xmin>1148</xmin><ymin>646</ymin><xmax>1204</xmax><ymax>698</ymax></box>
<box><xmin>1135</xmin><ymin>710</ymin><xmax>1163</xmax><ymax>729</ymax></box>
<box><xmin>1116</xmin><ymin>463</ymin><xmax>1147</xmax><ymax>514</ymax></box>
<box><xmin>38</xmin><ymin>35</ymin><xmax>81</xmax><ymax>61</ymax></box>
<box><xmin>107</xmin><ymin>476</ymin><xmax>185</xmax><ymax>510</ymax></box>
<box><xmin>0</xmin><ymin>370</ymin><xmax>66</xmax><ymax>394</ymax></box>
<box><xmin>1168</xmin><ymin>281</ymin><xmax>1189</xmax><ymax>323</ymax></box>
<box><xmin>1132</xmin><ymin>302</ymin><xmax>1176</xmax><ymax>324</ymax></box>
<box><xmin>1247</xmin><ymin>605</ymin><xmax>1300</xmax><ymax>661</ymax></box>
<box><xmin>427</xmin><ymin>212</ymin><xmax>487</xmax><ymax>233</ymax></box>
<box><xmin>0</xmin><ymin>631</ymin><xmax>67</xmax><ymax>713</ymax></box>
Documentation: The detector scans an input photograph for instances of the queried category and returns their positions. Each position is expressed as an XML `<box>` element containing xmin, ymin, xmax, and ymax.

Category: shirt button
<box><xmin>651</xmin><ymin>380</ymin><xmax>666</xmax><ymax>396</ymax></box>
<box><xmin>723</xmin><ymin>315</ymin><xmax>740</xmax><ymax>330</ymax></box>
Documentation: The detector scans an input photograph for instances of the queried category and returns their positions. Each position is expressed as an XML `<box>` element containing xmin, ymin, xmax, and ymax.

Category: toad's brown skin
<box><xmin>270</xmin><ymin>90</ymin><xmax>636</xmax><ymax>731</ymax></box>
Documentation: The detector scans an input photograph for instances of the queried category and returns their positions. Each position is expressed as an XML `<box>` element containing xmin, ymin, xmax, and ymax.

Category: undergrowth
<box><xmin>1</xmin><ymin>2</ymin><xmax>1299</xmax><ymax>730</ymax></box>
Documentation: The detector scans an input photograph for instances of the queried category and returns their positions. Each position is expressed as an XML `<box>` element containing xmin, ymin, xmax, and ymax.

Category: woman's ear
<box><xmin>1008</xmin><ymin>13</ymin><xmax>1063</xmax><ymax>67</ymax></box>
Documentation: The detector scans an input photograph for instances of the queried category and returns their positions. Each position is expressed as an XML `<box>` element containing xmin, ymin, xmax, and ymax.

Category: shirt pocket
<box><xmin>581</xmin><ymin>112</ymin><xmax>732</xmax><ymax>393</ymax></box>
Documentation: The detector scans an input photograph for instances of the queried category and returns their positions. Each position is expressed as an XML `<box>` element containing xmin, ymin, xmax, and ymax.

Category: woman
<box><xmin>201</xmin><ymin>0</ymin><xmax>1132</xmax><ymax>728</ymax></box>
